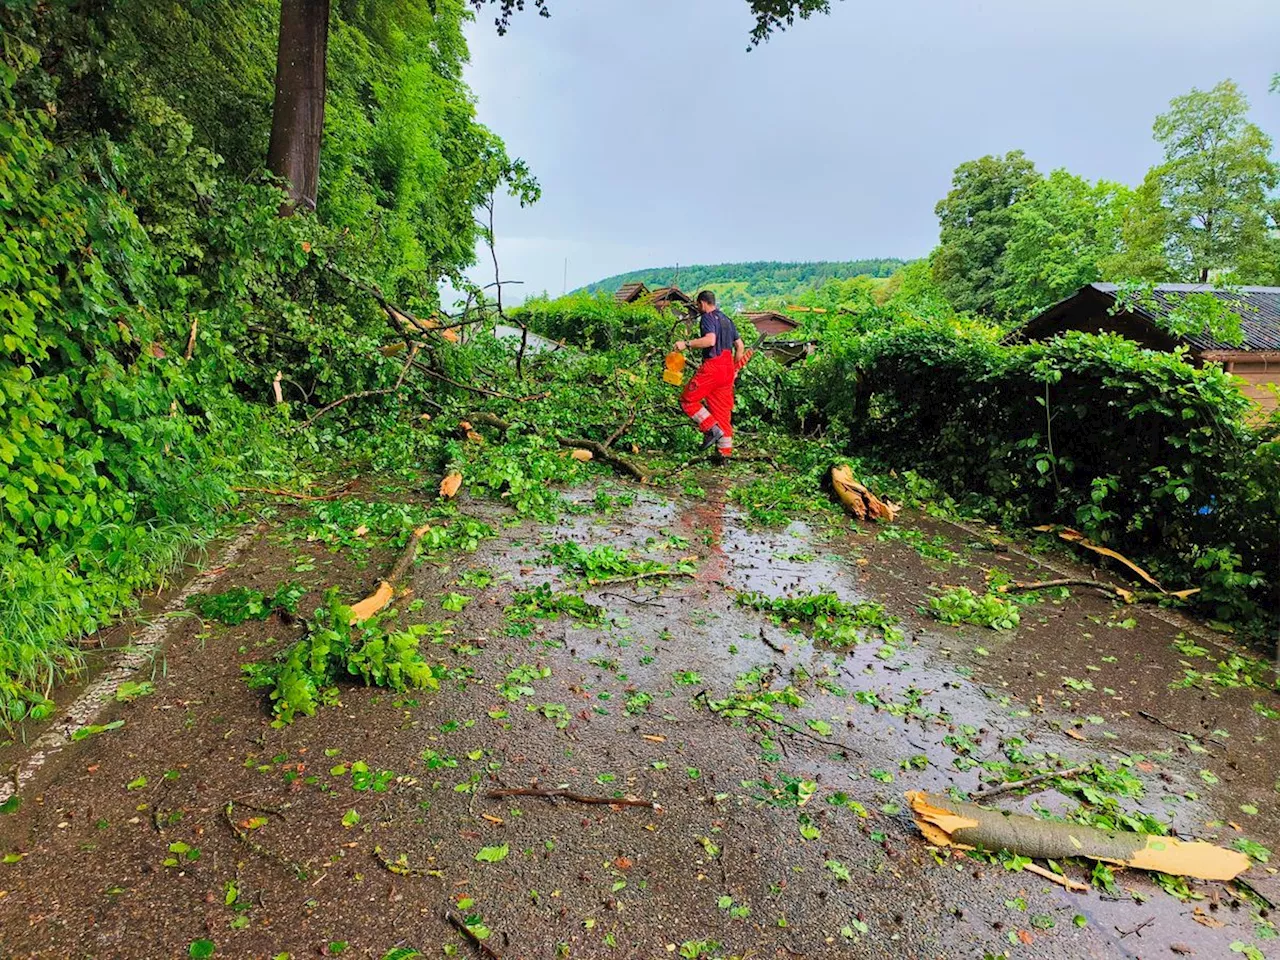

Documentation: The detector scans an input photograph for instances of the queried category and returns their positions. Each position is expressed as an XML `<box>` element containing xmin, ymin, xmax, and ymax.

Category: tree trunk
<box><xmin>267</xmin><ymin>0</ymin><xmax>330</xmax><ymax>213</ymax></box>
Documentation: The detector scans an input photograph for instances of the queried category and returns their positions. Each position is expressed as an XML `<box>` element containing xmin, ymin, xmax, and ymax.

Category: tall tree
<box><xmin>996</xmin><ymin>170</ymin><xmax>1128</xmax><ymax>318</ymax></box>
<box><xmin>1151</xmin><ymin>79</ymin><xmax>1278</xmax><ymax>282</ymax></box>
<box><xmin>265</xmin><ymin>0</ymin><xmax>846</xmax><ymax>213</ymax></box>
<box><xmin>267</xmin><ymin>0</ymin><xmax>330</xmax><ymax>210</ymax></box>
<box><xmin>1098</xmin><ymin>169</ymin><xmax>1177</xmax><ymax>282</ymax></box>
<box><xmin>931</xmin><ymin>150</ymin><xmax>1040</xmax><ymax>315</ymax></box>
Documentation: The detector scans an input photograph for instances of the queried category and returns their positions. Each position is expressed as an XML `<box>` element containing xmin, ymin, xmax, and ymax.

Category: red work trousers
<box><xmin>680</xmin><ymin>352</ymin><xmax>735</xmax><ymax>455</ymax></box>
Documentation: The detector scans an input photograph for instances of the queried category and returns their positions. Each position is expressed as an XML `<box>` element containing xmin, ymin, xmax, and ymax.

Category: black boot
<box><xmin>699</xmin><ymin>425</ymin><xmax>725</xmax><ymax>451</ymax></box>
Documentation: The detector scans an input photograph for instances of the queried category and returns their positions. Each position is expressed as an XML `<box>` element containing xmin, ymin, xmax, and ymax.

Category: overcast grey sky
<box><xmin>459</xmin><ymin>0</ymin><xmax>1280</xmax><ymax>301</ymax></box>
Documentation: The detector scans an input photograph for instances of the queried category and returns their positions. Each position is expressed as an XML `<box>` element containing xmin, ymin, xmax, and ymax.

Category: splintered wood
<box><xmin>907</xmin><ymin>791</ymin><xmax>1250</xmax><ymax>882</ymax></box>
<box><xmin>830</xmin><ymin>465</ymin><xmax>899</xmax><ymax>522</ymax></box>
<box><xmin>348</xmin><ymin>522</ymin><xmax>433</xmax><ymax>623</ymax></box>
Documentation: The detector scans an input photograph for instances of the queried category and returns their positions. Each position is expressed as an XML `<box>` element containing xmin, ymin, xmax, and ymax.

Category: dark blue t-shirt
<box><xmin>700</xmin><ymin>309</ymin><xmax>739</xmax><ymax>360</ymax></box>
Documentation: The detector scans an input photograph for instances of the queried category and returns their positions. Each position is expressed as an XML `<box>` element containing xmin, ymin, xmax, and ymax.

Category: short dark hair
<box><xmin>696</xmin><ymin>290</ymin><xmax>716</xmax><ymax>307</ymax></box>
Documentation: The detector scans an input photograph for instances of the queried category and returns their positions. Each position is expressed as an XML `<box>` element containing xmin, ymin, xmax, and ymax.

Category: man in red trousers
<box><xmin>674</xmin><ymin>290</ymin><xmax>745</xmax><ymax>458</ymax></box>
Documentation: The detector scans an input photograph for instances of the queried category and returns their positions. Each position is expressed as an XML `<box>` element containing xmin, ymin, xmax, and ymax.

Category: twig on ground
<box><xmin>597</xmin><ymin>591</ymin><xmax>666</xmax><ymax>607</ymax></box>
<box><xmin>970</xmin><ymin>765</ymin><xmax>1089</xmax><ymax>801</ymax></box>
<box><xmin>1138</xmin><ymin>710</ymin><xmax>1227</xmax><ymax>747</ymax></box>
<box><xmin>223</xmin><ymin>800</ymin><xmax>307</xmax><ymax>879</ymax></box>
<box><xmin>1116</xmin><ymin>917</ymin><xmax>1155</xmax><ymax>939</ymax></box>
<box><xmin>486</xmin><ymin>786</ymin><xmax>658</xmax><ymax>809</ymax></box>
<box><xmin>1023</xmin><ymin>862</ymin><xmax>1088</xmax><ymax>892</ymax></box>
<box><xmin>758</xmin><ymin>633</ymin><xmax>787</xmax><ymax>655</ymax></box>
<box><xmin>446</xmin><ymin>909</ymin><xmax>503</xmax><ymax>959</ymax></box>
<box><xmin>373</xmin><ymin>845</ymin><xmax>439</xmax><ymax>878</ymax></box>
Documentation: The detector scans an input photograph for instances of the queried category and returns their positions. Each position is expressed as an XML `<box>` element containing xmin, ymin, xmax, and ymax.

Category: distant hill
<box><xmin>579</xmin><ymin>259</ymin><xmax>908</xmax><ymax>309</ymax></box>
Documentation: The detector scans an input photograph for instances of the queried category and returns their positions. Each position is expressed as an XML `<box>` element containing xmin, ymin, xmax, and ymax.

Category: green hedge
<box><xmin>514</xmin><ymin>292</ymin><xmax>674</xmax><ymax>351</ymax></box>
<box><xmin>799</xmin><ymin>320</ymin><xmax>1280</xmax><ymax>621</ymax></box>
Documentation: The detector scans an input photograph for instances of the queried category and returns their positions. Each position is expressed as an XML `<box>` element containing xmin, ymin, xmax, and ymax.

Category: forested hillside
<box><xmin>581</xmin><ymin>259</ymin><xmax>906</xmax><ymax>308</ymax></box>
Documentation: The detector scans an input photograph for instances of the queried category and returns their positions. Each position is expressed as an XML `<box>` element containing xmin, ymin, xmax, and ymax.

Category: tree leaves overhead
<box><xmin>470</xmin><ymin>0</ymin><xmax>842</xmax><ymax>46</ymax></box>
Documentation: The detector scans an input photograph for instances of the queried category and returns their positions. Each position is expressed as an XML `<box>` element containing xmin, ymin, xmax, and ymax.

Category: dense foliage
<box><xmin>0</xmin><ymin>0</ymin><xmax>521</xmax><ymax>724</ymax></box>
<box><xmin>796</xmin><ymin>314</ymin><xmax>1280</xmax><ymax>620</ymax></box>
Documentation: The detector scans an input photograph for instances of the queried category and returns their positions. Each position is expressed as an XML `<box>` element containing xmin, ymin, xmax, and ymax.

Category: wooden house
<box><xmin>614</xmin><ymin>282</ymin><xmax>650</xmax><ymax>304</ymax></box>
<box><xmin>1017</xmin><ymin>283</ymin><xmax>1280</xmax><ymax>414</ymax></box>
<box><xmin>742</xmin><ymin>311</ymin><xmax>801</xmax><ymax>337</ymax></box>
<box><xmin>647</xmin><ymin>286</ymin><xmax>695</xmax><ymax>316</ymax></box>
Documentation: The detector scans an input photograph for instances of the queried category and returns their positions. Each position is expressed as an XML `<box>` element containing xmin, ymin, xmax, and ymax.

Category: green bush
<box><xmin>801</xmin><ymin>319</ymin><xmax>1280</xmax><ymax>622</ymax></box>
<box><xmin>513</xmin><ymin>292</ymin><xmax>672</xmax><ymax>350</ymax></box>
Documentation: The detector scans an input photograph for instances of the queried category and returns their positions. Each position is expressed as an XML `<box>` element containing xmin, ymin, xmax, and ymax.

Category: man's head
<box><xmin>696</xmin><ymin>290</ymin><xmax>716</xmax><ymax>314</ymax></box>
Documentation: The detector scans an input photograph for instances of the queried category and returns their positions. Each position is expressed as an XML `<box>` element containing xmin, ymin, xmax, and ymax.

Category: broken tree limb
<box><xmin>184</xmin><ymin>317</ymin><xmax>199</xmax><ymax>360</ymax></box>
<box><xmin>970</xmin><ymin>765</ymin><xmax>1089</xmax><ymax>802</ymax></box>
<box><xmin>348</xmin><ymin>522</ymin><xmax>432</xmax><ymax>623</ymax></box>
<box><xmin>831</xmin><ymin>465</ymin><xmax>898</xmax><ymax>522</ymax></box>
<box><xmin>907</xmin><ymin>791</ymin><xmax>1250</xmax><ymax>882</ymax></box>
<box><xmin>997</xmin><ymin>578</ymin><xmax>1200</xmax><ymax>605</ymax></box>
<box><xmin>486</xmin><ymin>787</ymin><xmax>658</xmax><ymax>809</ymax></box>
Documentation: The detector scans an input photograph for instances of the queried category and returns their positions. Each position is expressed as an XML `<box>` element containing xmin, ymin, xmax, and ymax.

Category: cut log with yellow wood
<box><xmin>348</xmin><ymin>523</ymin><xmax>432</xmax><ymax>624</ymax></box>
<box><xmin>831</xmin><ymin>465</ymin><xmax>898</xmax><ymax>522</ymax></box>
<box><xmin>907</xmin><ymin>791</ymin><xmax>1250</xmax><ymax>882</ymax></box>
<box><xmin>439</xmin><ymin>472</ymin><xmax>463</xmax><ymax>498</ymax></box>
<box><xmin>568</xmin><ymin>448</ymin><xmax>593</xmax><ymax>462</ymax></box>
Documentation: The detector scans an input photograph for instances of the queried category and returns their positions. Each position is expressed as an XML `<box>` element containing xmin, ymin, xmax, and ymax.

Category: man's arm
<box><xmin>733</xmin><ymin>337</ymin><xmax>746</xmax><ymax>364</ymax></box>
<box><xmin>675</xmin><ymin>333</ymin><xmax>716</xmax><ymax>351</ymax></box>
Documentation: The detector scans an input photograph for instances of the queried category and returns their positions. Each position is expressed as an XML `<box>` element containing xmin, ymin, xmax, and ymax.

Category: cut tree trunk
<box><xmin>267</xmin><ymin>0</ymin><xmax>330</xmax><ymax>212</ymax></box>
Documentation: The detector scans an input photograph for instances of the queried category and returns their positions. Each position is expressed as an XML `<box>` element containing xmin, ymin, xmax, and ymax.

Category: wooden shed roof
<box><xmin>1022</xmin><ymin>283</ymin><xmax>1280</xmax><ymax>353</ymax></box>
<box><xmin>648</xmin><ymin>286</ymin><xmax>694</xmax><ymax>306</ymax></box>
<box><xmin>615</xmin><ymin>282</ymin><xmax>650</xmax><ymax>304</ymax></box>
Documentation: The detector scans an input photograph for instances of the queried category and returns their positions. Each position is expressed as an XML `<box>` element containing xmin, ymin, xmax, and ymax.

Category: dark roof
<box><xmin>1026</xmin><ymin>283</ymin><xmax>1280</xmax><ymax>352</ymax></box>
<box><xmin>742</xmin><ymin>311</ymin><xmax>801</xmax><ymax>331</ymax></box>
<box><xmin>615</xmin><ymin>282</ymin><xmax>649</xmax><ymax>303</ymax></box>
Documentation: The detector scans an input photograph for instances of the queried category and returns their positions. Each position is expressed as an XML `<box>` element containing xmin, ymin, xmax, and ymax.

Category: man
<box><xmin>674</xmin><ymin>290</ymin><xmax>745</xmax><ymax>458</ymax></box>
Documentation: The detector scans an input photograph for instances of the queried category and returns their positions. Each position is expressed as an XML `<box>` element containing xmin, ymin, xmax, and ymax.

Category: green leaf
<box><xmin>341</xmin><ymin>809</ymin><xmax>360</xmax><ymax>828</ymax></box>
<box><xmin>72</xmin><ymin>719</ymin><xmax>125</xmax><ymax>741</ymax></box>
<box><xmin>189</xmin><ymin>940</ymin><xmax>215</xmax><ymax>959</ymax></box>
<box><xmin>475</xmin><ymin>843</ymin><xmax>509</xmax><ymax>863</ymax></box>
<box><xmin>0</xmin><ymin>796</ymin><xmax>21</xmax><ymax>815</ymax></box>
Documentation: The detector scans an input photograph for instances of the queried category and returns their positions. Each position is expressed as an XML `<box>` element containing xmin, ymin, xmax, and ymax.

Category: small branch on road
<box><xmin>486</xmin><ymin>786</ymin><xmax>659</xmax><ymax>809</ymax></box>
<box><xmin>970</xmin><ymin>765</ymin><xmax>1089</xmax><ymax>802</ymax></box>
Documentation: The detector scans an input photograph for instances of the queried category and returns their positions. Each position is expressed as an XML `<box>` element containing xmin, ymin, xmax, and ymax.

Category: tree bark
<box><xmin>267</xmin><ymin>0</ymin><xmax>330</xmax><ymax>212</ymax></box>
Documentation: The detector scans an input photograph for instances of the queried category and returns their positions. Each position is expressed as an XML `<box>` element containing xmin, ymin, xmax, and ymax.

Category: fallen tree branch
<box><xmin>348</xmin><ymin>522</ymin><xmax>432</xmax><ymax>623</ymax></box>
<box><xmin>293</xmin><ymin>345</ymin><xmax>418</xmax><ymax>432</ymax></box>
<box><xmin>908</xmin><ymin>791</ymin><xmax>1249</xmax><ymax>881</ymax></box>
<box><xmin>597</xmin><ymin>591</ymin><xmax>666</xmax><ymax>607</ymax></box>
<box><xmin>970</xmin><ymin>765</ymin><xmax>1089</xmax><ymax>802</ymax></box>
<box><xmin>446</xmin><ymin>909</ymin><xmax>503</xmax><ymax>959</ymax></box>
<box><xmin>486</xmin><ymin>786</ymin><xmax>658</xmax><ymax>809</ymax></box>
<box><xmin>997</xmin><ymin>578</ymin><xmax>1135</xmax><ymax>604</ymax></box>
<box><xmin>184</xmin><ymin>317</ymin><xmax>199</xmax><ymax>360</ymax></box>
<box><xmin>695</xmin><ymin>691</ymin><xmax>861</xmax><ymax>757</ymax></box>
